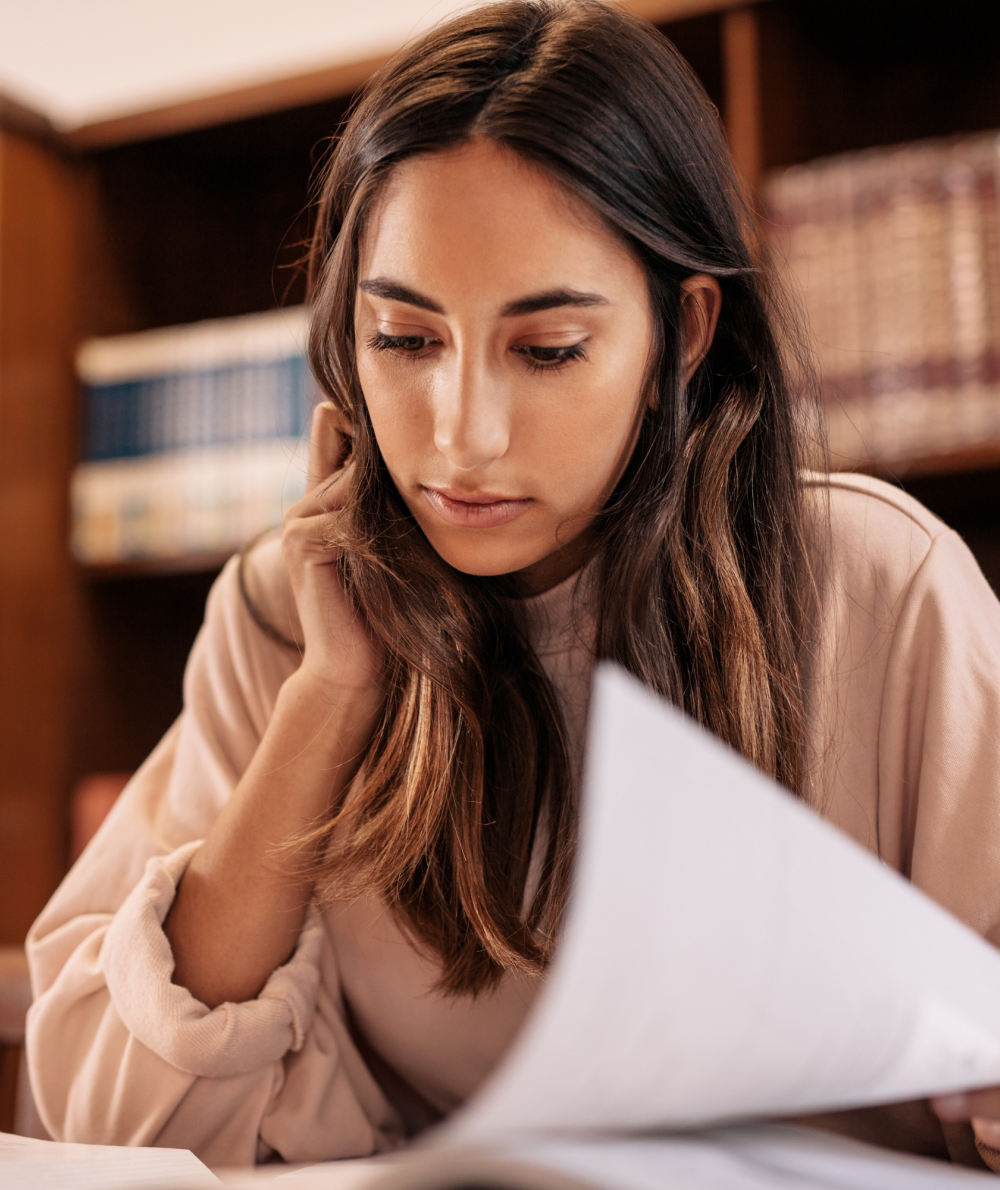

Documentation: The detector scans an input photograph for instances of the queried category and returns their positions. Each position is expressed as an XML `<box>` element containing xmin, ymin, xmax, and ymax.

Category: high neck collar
<box><xmin>520</xmin><ymin>560</ymin><xmax>596</xmax><ymax>658</ymax></box>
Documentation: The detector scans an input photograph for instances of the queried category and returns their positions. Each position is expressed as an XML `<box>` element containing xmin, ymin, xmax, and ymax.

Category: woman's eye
<box><xmin>367</xmin><ymin>331</ymin><xmax>436</xmax><ymax>356</ymax></box>
<box><xmin>513</xmin><ymin>343</ymin><xmax>587</xmax><ymax>371</ymax></box>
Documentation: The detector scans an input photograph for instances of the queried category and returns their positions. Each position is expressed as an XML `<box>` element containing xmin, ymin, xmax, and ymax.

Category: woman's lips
<box><xmin>421</xmin><ymin>486</ymin><xmax>533</xmax><ymax>528</ymax></box>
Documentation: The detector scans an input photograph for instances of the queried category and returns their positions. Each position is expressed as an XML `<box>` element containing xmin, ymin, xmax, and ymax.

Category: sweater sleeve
<box><xmin>877</xmin><ymin>530</ymin><xmax>1000</xmax><ymax>936</ymax></box>
<box><xmin>876</xmin><ymin>530</ymin><xmax>1000</xmax><ymax>1173</ymax></box>
<box><xmin>24</xmin><ymin>548</ymin><xmax>403</xmax><ymax>1166</ymax></box>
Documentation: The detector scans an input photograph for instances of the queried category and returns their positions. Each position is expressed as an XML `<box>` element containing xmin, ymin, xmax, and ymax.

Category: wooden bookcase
<box><xmin>1</xmin><ymin>0</ymin><xmax>999</xmax><ymax>949</ymax></box>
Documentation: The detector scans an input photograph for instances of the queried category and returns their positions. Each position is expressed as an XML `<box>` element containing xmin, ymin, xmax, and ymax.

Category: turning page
<box><xmin>449</xmin><ymin>664</ymin><xmax>1000</xmax><ymax>1138</ymax></box>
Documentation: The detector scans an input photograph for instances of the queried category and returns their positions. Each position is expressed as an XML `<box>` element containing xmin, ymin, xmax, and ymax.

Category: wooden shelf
<box><xmin>59</xmin><ymin>0</ymin><xmax>750</xmax><ymax>149</ymax></box>
<box><xmin>835</xmin><ymin>444</ymin><xmax>1000</xmax><ymax>483</ymax></box>
<box><xmin>77</xmin><ymin>551</ymin><xmax>232</xmax><ymax>582</ymax></box>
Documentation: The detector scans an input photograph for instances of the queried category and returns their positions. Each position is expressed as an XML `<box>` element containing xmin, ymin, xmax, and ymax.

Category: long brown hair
<box><xmin>303</xmin><ymin>0</ymin><xmax>817</xmax><ymax>995</ymax></box>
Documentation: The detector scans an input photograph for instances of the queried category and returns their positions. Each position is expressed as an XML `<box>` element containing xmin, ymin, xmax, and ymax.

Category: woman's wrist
<box><xmin>275</xmin><ymin>664</ymin><xmax>383</xmax><ymax>756</ymax></box>
<box><xmin>165</xmin><ymin>666</ymin><xmax>381</xmax><ymax>1007</ymax></box>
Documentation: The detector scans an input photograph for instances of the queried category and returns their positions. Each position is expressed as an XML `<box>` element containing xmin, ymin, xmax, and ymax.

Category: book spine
<box><xmin>71</xmin><ymin>441</ymin><xmax>309</xmax><ymax>564</ymax></box>
<box><xmin>763</xmin><ymin>130</ymin><xmax>1000</xmax><ymax>470</ymax></box>
<box><xmin>984</xmin><ymin>138</ymin><xmax>1000</xmax><ymax>440</ymax></box>
<box><xmin>73</xmin><ymin>307</ymin><xmax>314</xmax><ymax>563</ymax></box>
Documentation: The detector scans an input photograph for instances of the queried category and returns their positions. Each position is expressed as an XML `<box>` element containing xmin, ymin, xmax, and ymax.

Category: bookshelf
<box><xmin>0</xmin><ymin>0</ymin><xmax>998</xmax><ymax>950</ymax></box>
<box><xmin>752</xmin><ymin>0</ymin><xmax>1000</xmax><ymax>598</ymax></box>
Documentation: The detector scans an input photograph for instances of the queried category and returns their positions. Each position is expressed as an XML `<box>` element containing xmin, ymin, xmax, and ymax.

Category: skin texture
<box><xmin>355</xmin><ymin>141</ymin><xmax>719</xmax><ymax>593</ymax></box>
<box><xmin>163</xmin><ymin>413</ymin><xmax>384</xmax><ymax>1007</ymax></box>
<box><xmin>932</xmin><ymin>1091</ymin><xmax>1000</xmax><ymax>1150</ymax></box>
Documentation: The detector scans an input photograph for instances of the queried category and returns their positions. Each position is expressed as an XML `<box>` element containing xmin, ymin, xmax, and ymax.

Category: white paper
<box><xmin>228</xmin><ymin>1128</ymin><xmax>996</xmax><ymax>1190</ymax></box>
<box><xmin>449</xmin><ymin>664</ymin><xmax>1000</xmax><ymax>1138</ymax></box>
<box><xmin>0</xmin><ymin>1130</ymin><xmax>218</xmax><ymax>1189</ymax></box>
<box><xmin>708</xmin><ymin>1125</ymin><xmax>994</xmax><ymax>1189</ymax></box>
<box><xmin>492</xmin><ymin>1128</ymin><xmax>998</xmax><ymax>1190</ymax></box>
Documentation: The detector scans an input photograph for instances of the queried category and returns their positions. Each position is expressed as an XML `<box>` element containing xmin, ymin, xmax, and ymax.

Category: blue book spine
<box><xmin>81</xmin><ymin>352</ymin><xmax>316</xmax><ymax>462</ymax></box>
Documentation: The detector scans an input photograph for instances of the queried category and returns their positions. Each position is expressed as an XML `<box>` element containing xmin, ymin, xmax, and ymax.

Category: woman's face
<box><xmin>354</xmin><ymin>140</ymin><xmax>682</xmax><ymax>591</ymax></box>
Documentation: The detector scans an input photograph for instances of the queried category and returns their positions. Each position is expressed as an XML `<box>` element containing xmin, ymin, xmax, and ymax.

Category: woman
<box><xmin>25</xmin><ymin>0</ymin><xmax>1000</xmax><ymax>1169</ymax></box>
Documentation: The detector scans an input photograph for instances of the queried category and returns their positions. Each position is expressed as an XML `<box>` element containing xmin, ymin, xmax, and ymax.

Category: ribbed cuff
<box><xmin>102</xmin><ymin>842</ymin><xmax>322</xmax><ymax>1077</ymax></box>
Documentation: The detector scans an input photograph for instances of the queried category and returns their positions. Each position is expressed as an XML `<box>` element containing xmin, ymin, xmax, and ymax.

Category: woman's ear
<box><xmin>680</xmin><ymin>274</ymin><xmax>722</xmax><ymax>382</ymax></box>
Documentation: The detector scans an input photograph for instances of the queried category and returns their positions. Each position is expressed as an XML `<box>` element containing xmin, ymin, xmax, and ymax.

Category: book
<box><xmin>763</xmin><ymin>132</ymin><xmax>1000</xmax><ymax>470</ymax></box>
<box><xmin>12</xmin><ymin>665</ymin><xmax>1000</xmax><ymax>1188</ymax></box>
<box><xmin>71</xmin><ymin>439</ymin><xmax>308</xmax><ymax>565</ymax></box>
<box><xmin>71</xmin><ymin>307</ymin><xmax>315</xmax><ymax>565</ymax></box>
<box><xmin>0</xmin><ymin>1131</ymin><xmax>216</xmax><ymax>1189</ymax></box>
<box><xmin>225</xmin><ymin>1126</ymin><xmax>997</xmax><ymax>1189</ymax></box>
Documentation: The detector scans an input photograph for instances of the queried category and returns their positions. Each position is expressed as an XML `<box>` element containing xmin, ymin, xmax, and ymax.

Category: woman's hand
<box><xmin>932</xmin><ymin>1090</ymin><xmax>1000</xmax><ymax>1149</ymax></box>
<box><xmin>282</xmin><ymin>400</ymin><xmax>382</xmax><ymax>707</ymax></box>
<box><xmin>164</xmin><ymin>402</ymin><xmax>384</xmax><ymax>1008</ymax></box>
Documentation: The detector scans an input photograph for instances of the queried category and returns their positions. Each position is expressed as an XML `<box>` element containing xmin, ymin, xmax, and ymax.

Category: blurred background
<box><xmin>1</xmin><ymin>0</ymin><xmax>1000</xmax><ymax>1129</ymax></box>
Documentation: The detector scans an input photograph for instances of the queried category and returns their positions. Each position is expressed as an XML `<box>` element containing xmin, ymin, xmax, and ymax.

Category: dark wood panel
<box><xmin>847</xmin><ymin>444</ymin><xmax>1000</xmax><ymax>484</ymax></box>
<box><xmin>721</xmin><ymin>6</ymin><xmax>761</xmax><ymax>191</ymax></box>
<box><xmin>71</xmin><ymin>569</ymin><xmax>220</xmax><ymax>777</ymax></box>
<box><xmin>78</xmin><ymin>552</ymin><xmax>232</xmax><ymax>580</ymax></box>
<box><xmin>889</xmin><ymin>468</ymin><xmax>1000</xmax><ymax>597</ymax></box>
<box><xmin>68</xmin><ymin>55</ymin><xmax>387</xmax><ymax>151</ymax></box>
<box><xmin>78</xmin><ymin>92</ymin><xmax>354</xmax><ymax>336</ymax></box>
<box><xmin>76</xmin><ymin>8</ymin><xmax>727</xmax><ymax>342</ymax></box>
<box><xmin>0</xmin><ymin>131</ymin><xmax>79</xmax><ymax>942</ymax></box>
<box><xmin>0</xmin><ymin>1046</ymin><xmax>19</xmax><ymax>1134</ymax></box>
<box><xmin>759</xmin><ymin>0</ymin><xmax>1000</xmax><ymax>171</ymax></box>
<box><xmin>0</xmin><ymin>92</ymin><xmax>61</xmax><ymax>148</ymax></box>
<box><xmin>659</xmin><ymin>10</ymin><xmax>725</xmax><ymax>115</ymax></box>
<box><xmin>62</xmin><ymin>0</ymin><xmax>743</xmax><ymax>150</ymax></box>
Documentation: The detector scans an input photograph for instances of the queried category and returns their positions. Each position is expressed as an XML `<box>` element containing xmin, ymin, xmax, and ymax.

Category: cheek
<box><xmin>525</xmin><ymin>356</ymin><xmax>648</xmax><ymax>508</ymax></box>
<box><xmin>356</xmin><ymin>356</ymin><xmax>432</xmax><ymax>472</ymax></box>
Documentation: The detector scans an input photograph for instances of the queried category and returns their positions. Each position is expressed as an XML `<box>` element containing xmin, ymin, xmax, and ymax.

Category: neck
<box><xmin>508</xmin><ymin>527</ymin><xmax>595</xmax><ymax>597</ymax></box>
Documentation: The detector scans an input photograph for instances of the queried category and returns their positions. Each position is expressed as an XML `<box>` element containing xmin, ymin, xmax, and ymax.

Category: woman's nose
<box><xmin>433</xmin><ymin>357</ymin><xmax>510</xmax><ymax>471</ymax></box>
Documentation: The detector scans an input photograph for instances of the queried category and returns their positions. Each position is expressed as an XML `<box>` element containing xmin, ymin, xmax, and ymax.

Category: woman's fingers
<box><xmin>975</xmin><ymin>1116</ymin><xmax>1000</xmax><ymax>1149</ymax></box>
<box><xmin>932</xmin><ymin>1088</ymin><xmax>1000</xmax><ymax>1147</ymax></box>
<box><xmin>307</xmin><ymin>401</ymin><xmax>353</xmax><ymax>495</ymax></box>
<box><xmin>283</xmin><ymin>402</ymin><xmax>355</xmax><ymax>546</ymax></box>
<box><xmin>932</xmin><ymin>1089</ymin><xmax>1000</xmax><ymax>1119</ymax></box>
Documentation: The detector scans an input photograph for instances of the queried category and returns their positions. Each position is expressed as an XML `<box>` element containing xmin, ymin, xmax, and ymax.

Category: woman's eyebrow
<box><xmin>501</xmin><ymin>289</ymin><xmax>609</xmax><ymax>316</ymax></box>
<box><xmin>358</xmin><ymin>278</ymin><xmax>445</xmax><ymax>313</ymax></box>
<box><xmin>359</xmin><ymin>279</ymin><xmax>609</xmax><ymax>318</ymax></box>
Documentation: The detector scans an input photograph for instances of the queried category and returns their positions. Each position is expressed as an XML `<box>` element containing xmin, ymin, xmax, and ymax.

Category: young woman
<box><xmin>25</xmin><ymin>0</ymin><xmax>1000</xmax><ymax>1171</ymax></box>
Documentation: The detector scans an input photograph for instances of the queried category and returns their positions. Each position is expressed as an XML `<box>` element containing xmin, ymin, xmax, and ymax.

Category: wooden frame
<box><xmin>64</xmin><ymin>0</ymin><xmax>755</xmax><ymax>150</ymax></box>
<box><xmin>0</xmin><ymin>128</ymin><xmax>79</xmax><ymax>945</ymax></box>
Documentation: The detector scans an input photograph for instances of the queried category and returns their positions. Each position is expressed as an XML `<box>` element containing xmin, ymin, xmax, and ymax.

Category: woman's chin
<box><xmin>426</xmin><ymin>534</ymin><xmax>548</xmax><ymax>579</ymax></box>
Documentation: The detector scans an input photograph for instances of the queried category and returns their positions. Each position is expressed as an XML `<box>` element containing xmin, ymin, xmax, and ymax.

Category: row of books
<box><xmin>72</xmin><ymin>307</ymin><xmax>313</xmax><ymax>564</ymax></box>
<box><xmin>71</xmin><ymin>439</ymin><xmax>307</xmax><ymax>565</ymax></box>
<box><xmin>763</xmin><ymin>131</ymin><xmax>1000</xmax><ymax>468</ymax></box>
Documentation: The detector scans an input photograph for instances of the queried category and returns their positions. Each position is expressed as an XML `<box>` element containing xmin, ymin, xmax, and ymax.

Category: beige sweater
<box><xmin>24</xmin><ymin>473</ymin><xmax>1000</xmax><ymax>1169</ymax></box>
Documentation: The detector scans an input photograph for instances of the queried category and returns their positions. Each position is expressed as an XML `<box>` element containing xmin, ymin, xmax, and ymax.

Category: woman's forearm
<box><xmin>164</xmin><ymin>669</ymin><xmax>380</xmax><ymax>1008</ymax></box>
